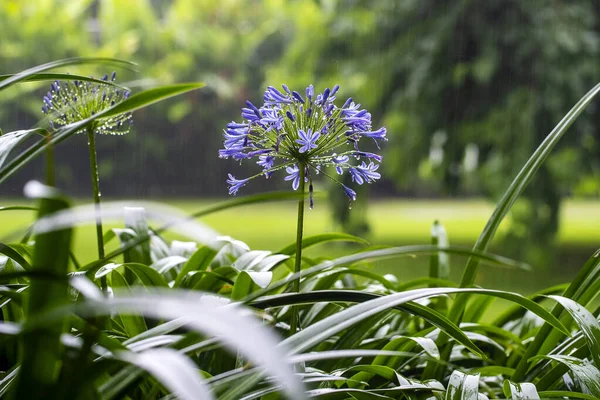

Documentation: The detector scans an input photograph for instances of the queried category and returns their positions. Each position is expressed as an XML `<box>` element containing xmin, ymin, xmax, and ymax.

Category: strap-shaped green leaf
<box><xmin>0</xmin><ymin>243</ymin><xmax>31</xmax><ymax>270</ymax></box>
<box><xmin>445</xmin><ymin>371</ymin><xmax>480</xmax><ymax>400</ymax></box>
<box><xmin>121</xmin><ymin>262</ymin><xmax>170</xmax><ymax>288</ymax></box>
<box><xmin>277</xmin><ymin>233</ymin><xmax>369</xmax><ymax>255</ymax></box>
<box><xmin>537</xmin><ymin>391</ymin><xmax>599</xmax><ymax>400</ymax></box>
<box><xmin>530</xmin><ymin>355</ymin><xmax>600</xmax><ymax>397</ymax></box>
<box><xmin>231</xmin><ymin>270</ymin><xmax>272</xmax><ymax>301</ymax></box>
<box><xmin>503</xmin><ymin>380</ymin><xmax>540</xmax><ymax>400</ymax></box>
<box><xmin>116</xmin><ymin>348</ymin><xmax>214</xmax><ymax>400</ymax></box>
<box><xmin>14</xmin><ymin>185</ymin><xmax>72</xmax><ymax>399</ymax></box>
<box><xmin>266</xmin><ymin>288</ymin><xmax>567</xmax><ymax>356</ymax></box>
<box><xmin>548</xmin><ymin>296</ymin><xmax>600</xmax><ymax>367</ymax></box>
<box><xmin>0</xmin><ymin>129</ymin><xmax>47</xmax><ymax>172</ymax></box>
<box><xmin>244</xmin><ymin>245</ymin><xmax>529</xmax><ymax>303</ymax></box>
<box><xmin>445</xmin><ymin>82</ymin><xmax>600</xmax><ymax>382</ymax></box>
<box><xmin>0</xmin><ymin>72</ymin><xmax>129</xmax><ymax>89</ymax></box>
<box><xmin>110</xmin><ymin>270</ymin><xmax>148</xmax><ymax>338</ymax></box>
<box><xmin>0</xmin><ymin>57</ymin><xmax>135</xmax><ymax>92</ymax></box>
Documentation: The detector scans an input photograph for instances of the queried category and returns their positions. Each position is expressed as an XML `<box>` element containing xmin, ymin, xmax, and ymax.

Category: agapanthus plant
<box><xmin>219</xmin><ymin>84</ymin><xmax>386</xmax><ymax>335</ymax></box>
<box><xmin>220</xmin><ymin>84</ymin><xmax>386</xmax><ymax>206</ymax></box>
<box><xmin>42</xmin><ymin>72</ymin><xmax>133</xmax><ymax>293</ymax></box>
<box><xmin>42</xmin><ymin>72</ymin><xmax>133</xmax><ymax>134</ymax></box>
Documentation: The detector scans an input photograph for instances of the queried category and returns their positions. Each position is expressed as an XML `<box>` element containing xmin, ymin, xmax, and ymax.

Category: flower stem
<box><xmin>290</xmin><ymin>162</ymin><xmax>306</xmax><ymax>336</ymax></box>
<box><xmin>87</xmin><ymin>127</ymin><xmax>107</xmax><ymax>293</ymax></box>
<box><xmin>45</xmin><ymin>134</ymin><xmax>55</xmax><ymax>187</ymax></box>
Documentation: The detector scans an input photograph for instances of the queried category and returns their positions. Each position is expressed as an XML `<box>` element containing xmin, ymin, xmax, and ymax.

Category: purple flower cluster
<box><xmin>220</xmin><ymin>84</ymin><xmax>386</xmax><ymax>205</ymax></box>
<box><xmin>42</xmin><ymin>72</ymin><xmax>133</xmax><ymax>135</ymax></box>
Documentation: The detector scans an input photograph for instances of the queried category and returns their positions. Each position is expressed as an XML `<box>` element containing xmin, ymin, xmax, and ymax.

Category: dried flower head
<box><xmin>220</xmin><ymin>84</ymin><xmax>386</xmax><ymax>205</ymax></box>
<box><xmin>41</xmin><ymin>72</ymin><xmax>133</xmax><ymax>135</ymax></box>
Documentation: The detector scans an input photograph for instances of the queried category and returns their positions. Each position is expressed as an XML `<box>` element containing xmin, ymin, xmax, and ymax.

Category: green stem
<box><xmin>87</xmin><ymin>128</ymin><xmax>107</xmax><ymax>293</ymax></box>
<box><xmin>45</xmin><ymin>134</ymin><xmax>55</xmax><ymax>187</ymax></box>
<box><xmin>290</xmin><ymin>162</ymin><xmax>306</xmax><ymax>336</ymax></box>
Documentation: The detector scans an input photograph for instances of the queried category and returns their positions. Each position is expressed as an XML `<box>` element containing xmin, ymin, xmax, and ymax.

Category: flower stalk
<box><xmin>219</xmin><ymin>84</ymin><xmax>386</xmax><ymax>336</ymax></box>
<box><xmin>41</xmin><ymin>73</ymin><xmax>132</xmax><ymax>294</ymax></box>
<box><xmin>87</xmin><ymin>127</ymin><xmax>107</xmax><ymax>293</ymax></box>
<box><xmin>45</xmin><ymin>134</ymin><xmax>55</xmax><ymax>187</ymax></box>
<box><xmin>290</xmin><ymin>162</ymin><xmax>306</xmax><ymax>335</ymax></box>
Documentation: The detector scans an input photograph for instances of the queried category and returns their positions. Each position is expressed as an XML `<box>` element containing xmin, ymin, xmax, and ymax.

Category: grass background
<box><xmin>2</xmin><ymin>197</ymin><xmax>598</xmax><ymax>286</ymax></box>
<box><xmin>3</xmin><ymin>196</ymin><xmax>597</xmax><ymax>320</ymax></box>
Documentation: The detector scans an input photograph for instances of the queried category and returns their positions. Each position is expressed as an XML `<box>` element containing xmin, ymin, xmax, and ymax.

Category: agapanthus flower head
<box><xmin>219</xmin><ymin>84</ymin><xmax>386</xmax><ymax>205</ymax></box>
<box><xmin>41</xmin><ymin>72</ymin><xmax>133</xmax><ymax>135</ymax></box>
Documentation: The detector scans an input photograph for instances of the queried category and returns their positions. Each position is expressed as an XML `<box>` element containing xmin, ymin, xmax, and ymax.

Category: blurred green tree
<box><xmin>1</xmin><ymin>0</ymin><xmax>599</xmax><ymax>262</ymax></box>
<box><xmin>0</xmin><ymin>0</ymin><xmax>290</xmax><ymax>196</ymax></box>
<box><xmin>266</xmin><ymin>0</ymin><xmax>600</xmax><ymax>260</ymax></box>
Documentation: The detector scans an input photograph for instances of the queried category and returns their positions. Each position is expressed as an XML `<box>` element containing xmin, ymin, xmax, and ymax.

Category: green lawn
<box><xmin>1</xmin><ymin>197</ymin><xmax>598</xmax><ymax>296</ymax></box>
<box><xmin>181</xmin><ymin>198</ymin><xmax>600</xmax><ymax>249</ymax></box>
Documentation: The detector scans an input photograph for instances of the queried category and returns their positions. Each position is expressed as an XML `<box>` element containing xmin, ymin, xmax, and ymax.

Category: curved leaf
<box><xmin>152</xmin><ymin>256</ymin><xmax>188</xmax><ymax>275</ymax></box>
<box><xmin>287</xmin><ymin>349</ymin><xmax>435</xmax><ymax>364</ymax></box>
<box><xmin>0</xmin><ymin>206</ymin><xmax>37</xmax><ymax>212</ymax></box>
<box><xmin>0</xmin><ymin>243</ymin><xmax>31</xmax><ymax>270</ymax></box>
<box><xmin>440</xmin><ymin>82</ymin><xmax>600</xmax><ymax>383</ymax></box>
<box><xmin>275</xmin><ymin>288</ymin><xmax>567</xmax><ymax>357</ymax></box>
<box><xmin>233</xmin><ymin>250</ymin><xmax>272</xmax><ymax>271</ymax></box>
<box><xmin>463</xmin><ymin>332</ymin><xmax>505</xmax><ymax>353</ymax></box>
<box><xmin>123</xmin><ymin>207</ymin><xmax>152</xmax><ymax>266</ymax></box>
<box><xmin>231</xmin><ymin>271</ymin><xmax>272</xmax><ymax>301</ymax></box>
<box><xmin>0</xmin><ymin>321</ymin><xmax>20</xmax><ymax>335</ymax></box>
<box><xmin>252</xmin><ymin>290</ymin><xmax>483</xmax><ymax>357</ymax></box>
<box><xmin>530</xmin><ymin>355</ymin><xmax>600</xmax><ymax>397</ymax></box>
<box><xmin>470</xmin><ymin>366</ymin><xmax>514</xmax><ymax>377</ymax></box>
<box><xmin>277</xmin><ymin>233</ymin><xmax>370</xmax><ymax>255</ymax></box>
<box><xmin>458</xmin><ymin>81</ymin><xmax>600</xmax><ymax>288</ymax></box>
<box><xmin>122</xmin><ymin>262</ymin><xmax>170</xmax><ymax>288</ymax></box>
<box><xmin>244</xmin><ymin>245</ymin><xmax>529</xmax><ymax>303</ymax></box>
<box><xmin>0</xmin><ymin>57</ymin><xmax>136</xmax><ymax>91</ymax></box>
<box><xmin>174</xmin><ymin>246</ymin><xmax>220</xmax><ymax>287</ymax></box>
<box><xmin>502</xmin><ymin>380</ymin><xmax>540</xmax><ymax>400</ymax></box>
<box><xmin>97</xmin><ymin>365</ymin><xmax>143</xmax><ymax>400</ymax></box>
<box><xmin>116</xmin><ymin>349</ymin><xmax>214</xmax><ymax>400</ymax></box>
<box><xmin>396</xmin><ymin>277</ymin><xmax>458</xmax><ymax>291</ymax></box>
<box><xmin>338</xmin><ymin>268</ymin><xmax>398</xmax><ymax>290</ymax></box>
<box><xmin>0</xmin><ymin>366</ymin><xmax>19</xmax><ymax>398</ymax></box>
<box><xmin>0</xmin><ymin>73</ymin><xmax>130</xmax><ymax>89</ymax></box>
<box><xmin>123</xmin><ymin>318</ymin><xmax>189</xmax><ymax>346</ymax></box>
<box><xmin>306</xmin><ymin>385</ymin><xmax>442</xmax><ymax>399</ymax></box>
<box><xmin>0</xmin><ymin>129</ymin><xmax>46</xmax><ymax>171</ymax></box>
<box><xmin>547</xmin><ymin>296</ymin><xmax>600</xmax><ymax>367</ymax></box>
<box><xmin>537</xmin><ymin>391</ymin><xmax>599</xmax><ymax>400</ymax></box>
<box><xmin>492</xmin><ymin>283</ymin><xmax>568</xmax><ymax>329</ymax></box>
<box><xmin>349</xmin><ymin>336</ymin><xmax>440</xmax><ymax>389</ymax></box>
<box><xmin>446</xmin><ymin>371</ymin><xmax>480</xmax><ymax>400</ymax></box>
<box><xmin>64</xmin><ymin>192</ymin><xmax>301</xmax><ymax>277</ymax></box>
<box><xmin>110</xmin><ymin>271</ymin><xmax>148</xmax><ymax>337</ymax></box>
<box><xmin>26</xmin><ymin>290</ymin><xmax>304</xmax><ymax>400</ymax></box>
<box><xmin>94</xmin><ymin>263</ymin><xmax>121</xmax><ymax>279</ymax></box>
<box><xmin>460</xmin><ymin>323</ymin><xmax>524</xmax><ymax>349</ymax></box>
<box><xmin>188</xmin><ymin>266</ymin><xmax>238</xmax><ymax>291</ymax></box>
<box><xmin>513</xmin><ymin>249</ymin><xmax>600</xmax><ymax>382</ymax></box>
<box><xmin>254</xmin><ymin>254</ymin><xmax>290</xmax><ymax>272</ymax></box>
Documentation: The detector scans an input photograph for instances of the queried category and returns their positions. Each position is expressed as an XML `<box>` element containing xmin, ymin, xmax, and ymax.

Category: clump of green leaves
<box><xmin>0</xmin><ymin>59</ymin><xmax>599</xmax><ymax>400</ymax></box>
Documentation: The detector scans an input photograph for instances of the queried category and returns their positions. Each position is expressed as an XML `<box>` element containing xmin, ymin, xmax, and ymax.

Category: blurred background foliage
<box><xmin>1</xmin><ymin>0</ymin><xmax>599</xmax><ymax>265</ymax></box>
